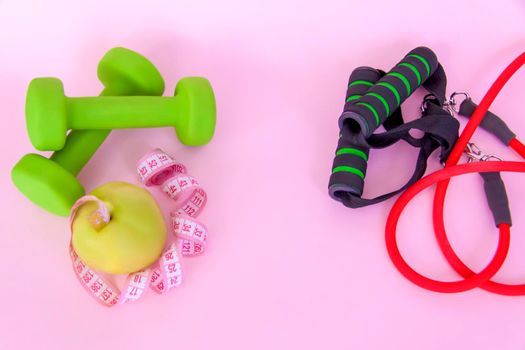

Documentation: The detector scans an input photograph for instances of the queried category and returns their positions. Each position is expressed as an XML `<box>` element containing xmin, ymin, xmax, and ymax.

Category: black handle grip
<box><xmin>480</xmin><ymin>172</ymin><xmax>512</xmax><ymax>227</ymax></box>
<box><xmin>343</xmin><ymin>66</ymin><xmax>383</xmax><ymax>106</ymax></box>
<box><xmin>329</xmin><ymin>67</ymin><xmax>380</xmax><ymax>201</ymax></box>
<box><xmin>339</xmin><ymin>47</ymin><xmax>438</xmax><ymax>137</ymax></box>
<box><xmin>329</xmin><ymin>139</ymin><xmax>370</xmax><ymax>199</ymax></box>
<box><xmin>459</xmin><ymin>98</ymin><xmax>516</xmax><ymax>145</ymax></box>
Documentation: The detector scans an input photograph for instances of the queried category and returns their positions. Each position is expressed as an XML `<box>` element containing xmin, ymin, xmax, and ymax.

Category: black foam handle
<box><xmin>480</xmin><ymin>172</ymin><xmax>512</xmax><ymax>227</ymax></box>
<box><xmin>329</xmin><ymin>139</ymin><xmax>370</xmax><ymax>199</ymax></box>
<box><xmin>458</xmin><ymin>99</ymin><xmax>516</xmax><ymax>145</ymax></box>
<box><xmin>329</xmin><ymin>67</ymin><xmax>380</xmax><ymax>201</ymax></box>
<box><xmin>343</xmin><ymin>66</ymin><xmax>383</xmax><ymax>107</ymax></box>
<box><xmin>339</xmin><ymin>47</ymin><xmax>438</xmax><ymax>137</ymax></box>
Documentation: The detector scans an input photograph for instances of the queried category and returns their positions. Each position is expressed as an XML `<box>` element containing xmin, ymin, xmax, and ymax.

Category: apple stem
<box><xmin>89</xmin><ymin>208</ymin><xmax>110</xmax><ymax>231</ymax></box>
<box><xmin>70</xmin><ymin>195</ymin><xmax>111</xmax><ymax>232</ymax></box>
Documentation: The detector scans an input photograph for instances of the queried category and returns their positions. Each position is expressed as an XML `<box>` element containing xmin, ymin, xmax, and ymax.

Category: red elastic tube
<box><xmin>385</xmin><ymin>52</ymin><xmax>525</xmax><ymax>293</ymax></box>
<box><xmin>510</xmin><ymin>138</ymin><xmax>525</xmax><ymax>158</ymax></box>
<box><xmin>432</xmin><ymin>138</ymin><xmax>525</xmax><ymax>295</ymax></box>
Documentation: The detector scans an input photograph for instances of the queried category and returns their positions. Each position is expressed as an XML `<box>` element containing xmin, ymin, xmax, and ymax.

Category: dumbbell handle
<box><xmin>50</xmin><ymin>130</ymin><xmax>109</xmax><ymax>175</ymax></box>
<box><xmin>50</xmin><ymin>88</ymin><xmax>114</xmax><ymax>175</ymax></box>
<box><xmin>66</xmin><ymin>96</ymin><xmax>180</xmax><ymax>129</ymax></box>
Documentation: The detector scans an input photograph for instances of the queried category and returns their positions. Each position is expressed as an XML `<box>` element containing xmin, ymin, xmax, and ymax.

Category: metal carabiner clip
<box><xmin>465</xmin><ymin>142</ymin><xmax>503</xmax><ymax>163</ymax></box>
<box><xmin>446</xmin><ymin>92</ymin><xmax>471</xmax><ymax>114</ymax></box>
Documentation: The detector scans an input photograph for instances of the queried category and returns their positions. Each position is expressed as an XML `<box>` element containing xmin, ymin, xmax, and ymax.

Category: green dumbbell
<box><xmin>26</xmin><ymin>75</ymin><xmax>216</xmax><ymax>151</ymax></box>
<box><xmin>12</xmin><ymin>47</ymin><xmax>165</xmax><ymax>216</ymax></box>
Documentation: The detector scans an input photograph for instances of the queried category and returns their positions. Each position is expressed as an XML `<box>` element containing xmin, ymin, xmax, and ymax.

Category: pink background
<box><xmin>1</xmin><ymin>1</ymin><xmax>525</xmax><ymax>349</ymax></box>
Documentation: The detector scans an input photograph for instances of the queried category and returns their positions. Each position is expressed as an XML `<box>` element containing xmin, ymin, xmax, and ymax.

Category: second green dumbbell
<box><xmin>26</xmin><ymin>76</ymin><xmax>216</xmax><ymax>151</ymax></box>
<box><xmin>12</xmin><ymin>47</ymin><xmax>165</xmax><ymax>216</ymax></box>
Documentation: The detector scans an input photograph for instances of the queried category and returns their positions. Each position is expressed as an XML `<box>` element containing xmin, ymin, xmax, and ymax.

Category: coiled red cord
<box><xmin>385</xmin><ymin>52</ymin><xmax>525</xmax><ymax>294</ymax></box>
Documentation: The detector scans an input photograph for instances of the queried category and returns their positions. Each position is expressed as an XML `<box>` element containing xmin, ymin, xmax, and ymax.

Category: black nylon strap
<box><xmin>338</xmin><ymin>137</ymin><xmax>439</xmax><ymax>208</ymax></box>
<box><xmin>422</xmin><ymin>64</ymin><xmax>447</xmax><ymax>104</ymax></box>
<box><xmin>368</xmin><ymin>104</ymin><xmax>458</xmax><ymax>155</ymax></box>
<box><xmin>331</xmin><ymin>102</ymin><xmax>459</xmax><ymax>208</ymax></box>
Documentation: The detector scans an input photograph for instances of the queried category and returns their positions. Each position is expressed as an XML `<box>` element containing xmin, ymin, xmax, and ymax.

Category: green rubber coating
<box><xmin>49</xmin><ymin>129</ymin><xmax>111</xmax><ymax>175</ymax></box>
<box><xmin>335</xmin><ymin>147</ymin><xmax>368</xmax><ymax>161</ymax></box>
<box><xmin>365</xmin><ymin>92</ymin><xmax>390</xmax><ymax>116</ymax></box>
<box><xmin>349</xmin><ymin>80</ymin><xmax>374</xmax><ymax>87</ymax></box>
<box><xmin>26</xmin><ymin>77</ymin><xmax>216</xmax><ymax>148</ymax></box>
<box><xmin>399</xmin><ymin>62</ymin><xmax>421</xmax><ymax>85</ymax></box>
<box><xmin>387</xmin><ymin>72</ymin><xmax>412</xmax><ymax>95</ymax></box>
<box><xmin>346</xmin><ymin>94</ymin><xmax>361</xmax><ymax>103</ymax></box>
<box><xmin>26</xmin><ymin>78</ymin><xmax>68</xmax><ymax>151</ymax></box>
<box><xmin>51</xmin><ymin>47</ymin><xmax>164</xmax><ymax>175</ymax></box>
<box><xmin>12</xmin><ymin>154</ymin><xmax>86</xmax><ymax>215</ymax></box>
<box><xmin>377</xmin><ymin>82</ymin><xmax>401</xmax><ymax>106</ymax></box>
<box><xmin>332</xmin><ymin>166</ymin><xmax>365</xmax><ymax>179</ymax></box>
<box><xmin>97</xmin><ymin>47</ymin><xmax>165</xmax><ymax>97</ymax></box>
<box><xmin>13</xmin><ymin>47</ymin><xmax>165</xmax><ymax>216</ymax></box>
<box><xmin>407</xmin><ymin>54</ymin><xmax>431</xmax><ymax>76</ymax></box>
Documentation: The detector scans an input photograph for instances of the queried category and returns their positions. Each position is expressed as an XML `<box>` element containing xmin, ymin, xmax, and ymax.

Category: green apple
<box><xmin>71</xmin><ymin>181</ymin><xmax>166</xmax><ymax>274</ymax></box>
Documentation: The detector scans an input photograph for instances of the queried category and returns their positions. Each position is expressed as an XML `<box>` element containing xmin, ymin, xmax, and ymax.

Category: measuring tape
<box><xmin>69</xmin><ymin>149</ymin><xmax>209</xmax><ymax>306</ymax></box>
<box><xmin>138</xmin><ymin>149</ymin><xmax>209</xmax><ymax>256</ymax></box>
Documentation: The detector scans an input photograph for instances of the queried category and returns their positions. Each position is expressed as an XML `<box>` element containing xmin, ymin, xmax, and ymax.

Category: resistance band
<box><xmin>385</xmin><ymin>51</ymin><xmax>525</xmax><ymax>294</ymax></box>
<box><xmin>329</xmin><ymin>47</ymin><xmax>525</xmax><ymax>294</ymax></box>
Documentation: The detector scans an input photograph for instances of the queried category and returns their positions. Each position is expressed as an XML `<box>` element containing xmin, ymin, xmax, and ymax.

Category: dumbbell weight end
<box><xmin>12</xmin><ymin>154</ymin><xmax>85</xmax><ymax>216</ymax></box>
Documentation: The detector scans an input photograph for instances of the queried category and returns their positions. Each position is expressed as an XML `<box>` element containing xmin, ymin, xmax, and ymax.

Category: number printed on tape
<box><xmin>137</xmin><ymin>149</ymin><xmax>187</xmax><ymax>185</ymax></box>
<box><xmin>150</xmin><ymin>243</ymin><xmax>183</xmax><ymax>294</ymax></box>
<box><xmin>173</xmin><ymin>217</ymin><xmax>208</xmax><ymax>245</ymax></box>
<box><xmin>70</xmin><ymin>247</ymin><xmax>119</xmax><ymax>307</ymax></box>
<box><xmin>138</xmin><ymin>152</ymin><xmax>175</xmax><ymax>181</ymax></box>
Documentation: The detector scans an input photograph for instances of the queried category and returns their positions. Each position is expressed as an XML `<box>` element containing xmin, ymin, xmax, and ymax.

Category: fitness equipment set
<box><xmin>11</xmin><ymin>47</ymin><xmax>216</xmax><ymax>216</ymax></box>
<box><xmin>329</xmin><ymin>47</ymin><xmax>525</xmax><ymax>295</ymax></box>
<box><xmin>10</xmin><ymin>44</ymin><xmax>525</xmax><ymax>298</ymax></box>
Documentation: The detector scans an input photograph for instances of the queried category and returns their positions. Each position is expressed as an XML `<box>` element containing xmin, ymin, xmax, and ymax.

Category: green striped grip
<box><xmin>344</xmin><ymin>67</ymin><xmax>382</xmax><ymax>105</ymax></box>
<box><xmin>339</xmin><ymin>47</ymin><xmax>438</xmax><ymax>137</ymax></box>
<box><xmin>330</xmin><ymin>67</ymin><xmax>378</xmax><ymax>201</ymax></box>
<box><xmin>329</xmin><ymin>141</ymin><xmax>370</xmax><ymax>199</ymax></box>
